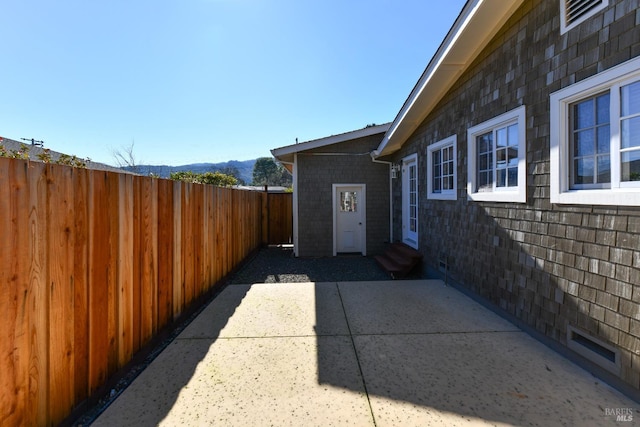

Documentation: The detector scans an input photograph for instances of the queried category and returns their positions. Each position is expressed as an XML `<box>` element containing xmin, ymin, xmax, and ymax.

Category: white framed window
<box><xmin>560</xmin><ymin>0</ymin><xmax>608</xmax><ymax>35</ymax></box>
<box><xmin>550</xmin><ymin>56</ymin><xmax>640</xmax><ymax>206</ymax></box>
<box><xmin>467</xmin><ymin>106</ymin><xmax>527</xmax><ymax>203</ymax></box>
<box><xmin>426</xmin><ymin>135</ymin><xmax>457</xmax><ymax>200</ymax></box>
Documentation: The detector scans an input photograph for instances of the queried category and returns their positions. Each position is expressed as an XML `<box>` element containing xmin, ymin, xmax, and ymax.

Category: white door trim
<box><xmin>402</xmin><ymin>154</ymin><xmax>418</xmax><ymax>249</ymax></box>
<box><xmin>332</xmin><ymin>184</ymin><xmax>366</xmax><ymax>256</ymax></box>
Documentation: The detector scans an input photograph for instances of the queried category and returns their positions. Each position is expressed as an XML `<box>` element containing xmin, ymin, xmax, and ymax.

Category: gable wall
<box><xmin>297</xmin><ymin>134</ymin><xmax>390</xmax><ymax>256</ymax></box>
<box><xmin>389</xmin><ymin>0</ymin><xmax>640</xmax><ymax>389</ymax></box>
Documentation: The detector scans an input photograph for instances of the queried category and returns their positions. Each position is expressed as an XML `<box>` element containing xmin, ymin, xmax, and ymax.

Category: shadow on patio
<box><xmin>87</xmin><ymin>247</ymin><xmax>638</xmax><ymax>426</ymax></box>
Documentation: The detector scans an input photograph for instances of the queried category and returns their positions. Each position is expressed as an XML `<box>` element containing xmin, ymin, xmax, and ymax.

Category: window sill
<box><xmin>551</xmin><ymin>188</ymin><xmax>640</xmax><ymax>206</ymax></box>
<box><xmin>427</xmin><ymin>192</ymin><xmax>457</xmax><ymax>201</ymax></box>
<box><xmin>467</xmin><ymin>190</ymin><xmax>526</xmax><ymax>203</ymax></box>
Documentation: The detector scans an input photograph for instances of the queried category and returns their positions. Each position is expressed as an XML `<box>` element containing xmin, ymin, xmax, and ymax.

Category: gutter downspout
<box><xmin>292</xmin><ymin>154</ymin><xmax>299</xmax><ymax>256</ymax></box>
<box><xmin>370</xmin><ymin>151</ymin><xmax>394</xmax><ymax>244</ymax></box>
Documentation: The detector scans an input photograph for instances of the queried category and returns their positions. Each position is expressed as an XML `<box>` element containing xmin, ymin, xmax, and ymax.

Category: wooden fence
<box><xmin>263</xmin><ymin>192</ymin><xmax>293</xmax><ymax>245</ymax></box>
<box><xmin>0</xmin><ymin>158</ymin><xmax>291</xmax><ymax>426</ymax></box>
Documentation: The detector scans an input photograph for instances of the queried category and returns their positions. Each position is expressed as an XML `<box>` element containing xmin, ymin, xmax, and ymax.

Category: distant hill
<box><xmin>121</xmin><ymin>159</ymin><xmax>256</xmax><ymax>184</ymax></box>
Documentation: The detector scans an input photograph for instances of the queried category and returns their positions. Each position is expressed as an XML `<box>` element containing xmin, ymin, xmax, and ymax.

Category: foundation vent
<box><xmin>567</xmin><ymin>326</ymin><xmax>620</xmax><ymax>375</ymax></box>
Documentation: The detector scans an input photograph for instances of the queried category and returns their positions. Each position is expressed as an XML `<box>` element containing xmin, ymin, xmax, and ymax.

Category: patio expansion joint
<box><xmin>175</xmin><ymin>334</ymin><xmax>352</xmax><ymax>341</ymax></box>
<box><xmin>336</xmin><ymin>283</ymin><xmax>379</xmax><ymax>427</ymax></box>
<box><xmin>350</xmin><ymin>329</ymin><xmax>524</xmax><ymax>337</ymax></box>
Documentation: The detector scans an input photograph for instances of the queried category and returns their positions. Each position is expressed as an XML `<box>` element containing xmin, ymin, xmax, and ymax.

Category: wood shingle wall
<box><xmin>390</xmin><ymin>0</ymin><xmax>640</xmax><ymax>389</ymax></box>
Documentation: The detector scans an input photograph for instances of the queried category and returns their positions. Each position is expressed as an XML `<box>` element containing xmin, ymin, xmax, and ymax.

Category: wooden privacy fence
<box><xmin>0</xmin><ymin>158</ymin><xmax>289</xmax><ymax>426</ymax></box>
<box><xmin>263</xmin><ymin>192</ymin><xmax>293</xmax><ymax>245</ymax></box>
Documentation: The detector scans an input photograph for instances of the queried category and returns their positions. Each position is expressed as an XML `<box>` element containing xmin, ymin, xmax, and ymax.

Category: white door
<box><xmin>333</xmin><ymin>184</ymin><xmax>366</xmax><ymax>255</ymax></box>
<box><xmin>402</xmin><ymin>154</ymin><xmax>418</xmax><ymax>248</ymax></box>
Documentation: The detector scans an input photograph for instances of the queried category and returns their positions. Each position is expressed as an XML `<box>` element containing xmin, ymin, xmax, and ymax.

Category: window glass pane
<box><xmin>621</xmin><ymin>151</ymin><xmax>640</xmax><ymax>181</ymax></box>
<box><xmin>508</xmin><ymin>167</ymin><xmax>518</xmax><ymax>187</ymax></box>
<box><xmin>496</xmin><ymin>169</ymin><xmax>506</xmax><ymax>187</ymax></box>
<box><xmin>481</xmin><ymin>154</ymin><xmax>489</xmax><ymax>170</ymax></box>
<box><xmin>507</xmin><ymin>124</ymin><xmax>518</xmax><ymax>147</ymax></box>
<box><xmin>574</xmin><ymin>158</ymin><xmax>594</xmax><ymax>185</ymax></box>
<box><xmin>574</xmin><ymin>130</ymin><xmax>595</xmax><ymax>156</ymax></box>
<box><xmin>496</xmin><ymin>127</ymin><xmax>507</xmax><ymax>148</ymax></box>
<box><xmin>477</xmin><ymin>133</ymin><xmax>492</xmax><ymax>153</ymax></box>
<box><xmin>574</xmin><ymin>99</ymin><xmax>594</xmax><ymax>129</ymax></box>
<box><xmin>433</xmin><ymin>177</ymin><xmax>441</xmax><ymax>192</ymax></box>
<box><xmin>621</xmin><ymin>80</ymin><xmax>640</xmax><ymax>116</ymax></box>
<box><xmin>340</xmin><ymin>191</ymin><xmax>357</xmax><ymax>212</ymax></box>
<box><xmin>496</xmin><ymin>148</ymin><xmax>507</xmax><ymax>167</ymax></box>
<box><xmin>621</xmin><ymin>116</ymin><xmax>640</xmax><ymax>149</ymax></box>
<box><xmin>446</xmin><ymin>176</ymin><xmax>454</xmax><ymax>190</ymax></box>
<box><xmin>597</xmin><ymin>155</ymin><xmax>611</xmax><ymax>183</ymax></box>
<box><xmin>596</xmin><ymin>93</ymin><xmax>610</xmax><ymax>124</ymax></box>
<box><xmin>597</xmin><ymin>125</ymin><xmax>610</xmax><ymax>153</ymax></box>
<box><xmin>507</xmin><ymin>147</ymin><xmax>518</xmax><ymax>167</ymax></box>
<box><xmin>478</xmin><ymin>171</ymin><xmax>492</xmax><ymax>191</ymax></box>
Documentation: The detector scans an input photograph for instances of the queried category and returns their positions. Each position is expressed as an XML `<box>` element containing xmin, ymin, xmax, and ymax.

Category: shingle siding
<box><xmin>387</xmin><ymin>0</ymin><xmax>640</xmax><ymax>389</ymax></box>
<box><xmin>297</xmin><ymin>135</ymin><xmax>390</xmax><ymax>257</ymax></box>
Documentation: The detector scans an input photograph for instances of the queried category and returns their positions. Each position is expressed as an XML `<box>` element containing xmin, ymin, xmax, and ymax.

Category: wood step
<box><xmin>375</xmin><ymin>243</ymin><xmax>423</xmax><ymax>279</ymax></box>
<box><xmin>390</xmin><ymin>243</ymin><xmax>423</xmax><ymax>261</ymax></box>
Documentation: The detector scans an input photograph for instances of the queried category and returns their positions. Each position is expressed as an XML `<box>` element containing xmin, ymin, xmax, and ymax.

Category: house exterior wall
<box><xmin>297</xmin><ymin>134</ymin><xmax>390</xmax><ymax>257</ymax></box>
<box><xmin>387</xmin><ymin>0</ymin><xmax>640</xmax><ymax>389</ymax></box>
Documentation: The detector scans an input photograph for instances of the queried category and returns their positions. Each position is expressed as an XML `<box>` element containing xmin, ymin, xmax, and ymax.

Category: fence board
<box><xmin>106</xmin><ymin>172</ymin><xmax>120</xmax><ymax>377</ymax></box>
<box><xmin>0</xmin><ymin>160</ymin><xmax>29</xmax><ymax>426</ymax></box>
<box><xmin>139</xmin><ymin>177</ymin><xmax>157</xmax><ymax>344</ymax></box>
<box><xmin>0</xmin><ymin>159</ymin><xmax>277</xmax><ymax>426</ymax></box>
<box><xmin>156</xmin><ymin>179</ymin><xmax>173</xmax><ymax>328</ymax></box>
<box><xmin>88</xmin><ymin>171</ymin><xmax>110</xmax><ymax>394</ymax></box>
<box><xmin>27</xmin><ymin>161</ymin><xmax>50</xmax><ymax>426</ymax></box>
<box><xmin>172</xmin><ymin>181</ymin><xmax>183</xmax><ymax>319</ymax></box>
<box><xmin>47</xmin><ymin>165</ymin><xmax>75</xmax><ymax>422</ymax></box>
<box><xmin>119</xmin><ymin>174</ymin><xmax>134</xmax><ymax>364</ymax></box>
<box><xmin>72</xmin><ymin>167</ymin><xmax>90</xmax><ymax>405</ymax></box>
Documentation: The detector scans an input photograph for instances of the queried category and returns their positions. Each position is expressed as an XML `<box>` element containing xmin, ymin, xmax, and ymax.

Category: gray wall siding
<box><xmin>297</xmin><ymin>135</ymin><xmax>390</xmax><ymax>257</ymax></box>
<box><xmin>387</xmin><ymin>0</ymin><xmax>640</xmax><ymax>389</ymax></box>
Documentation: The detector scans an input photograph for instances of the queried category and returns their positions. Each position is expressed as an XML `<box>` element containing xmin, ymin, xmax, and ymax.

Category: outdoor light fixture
<box><xmin>391</xmin><ymin>163</ymin><xmax>401</xmax><ymax>179</ymax></box>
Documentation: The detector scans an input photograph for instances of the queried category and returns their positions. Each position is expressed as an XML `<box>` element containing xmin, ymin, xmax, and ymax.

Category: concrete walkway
<box><xmin>92</xmin><ymin>280</ymin><xmax>638</xmax><ymax>426</ymax></box>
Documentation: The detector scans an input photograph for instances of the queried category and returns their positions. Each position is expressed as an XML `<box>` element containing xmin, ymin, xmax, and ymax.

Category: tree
<box><xmin>252</xmin><ymin>157</ymin><xmax>291</xmax><ymax>186</ymax></box>
<box><xmin>112</xmin><ymin>140</ymin><xmax>140</xmax><ymax>173</ymax></box>
<box><xmin>217</xmin><ymin>165</ymin><xmax>245</xmax><ymax>185</ymax></box>
<box><xmin>170</xmin><ymin>171</ymin><xmax>237</xmax><ymax>187</ymax></box>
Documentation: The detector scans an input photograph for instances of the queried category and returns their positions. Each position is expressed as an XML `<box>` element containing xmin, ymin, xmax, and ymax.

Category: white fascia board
<box><xmin>272</xmin><ymin>123</ymin><xmax>391</xmax><ymax>160</ymax></box>
<box><xmin>374</xmin><ymin>0</ymin><xmax>524</xmax><ymax>158</ymax></box>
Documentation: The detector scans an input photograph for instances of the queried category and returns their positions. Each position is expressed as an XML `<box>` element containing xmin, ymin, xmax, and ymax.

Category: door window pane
<box><xmin>340</xmin><ymin>191</ymin><xmax>357</xmax><ymax>212</ymax></box>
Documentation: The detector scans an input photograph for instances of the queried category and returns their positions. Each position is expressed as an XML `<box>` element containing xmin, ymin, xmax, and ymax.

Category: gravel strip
<box><xmin>229</xmin><ymin>246</ymin><xmax>398</xmax><ymax>283</ymax></box>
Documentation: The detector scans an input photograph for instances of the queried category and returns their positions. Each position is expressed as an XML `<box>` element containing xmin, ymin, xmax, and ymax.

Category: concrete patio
<box><xmin>92</xmin><ymin>280</ymin><xmax>638</xmax><ymax>426</ymax></box>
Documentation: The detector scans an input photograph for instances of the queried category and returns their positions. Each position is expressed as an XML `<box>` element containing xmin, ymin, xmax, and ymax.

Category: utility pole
<box><xmin>21</xmin><ymin>138</ymin><xmax>44</xmax><ymax>147</ymax></box>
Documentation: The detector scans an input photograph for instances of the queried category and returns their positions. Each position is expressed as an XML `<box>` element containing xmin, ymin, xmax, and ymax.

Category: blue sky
<box><xmin>1</xmin><ymin>0</ymin><xmax>466</xmax><ymax>166</ymax></box>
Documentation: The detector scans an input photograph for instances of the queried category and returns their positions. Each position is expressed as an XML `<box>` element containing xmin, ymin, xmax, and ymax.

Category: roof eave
<box><xmin>271</xmin><ymin>122</ymin><xmax>391</xmax><ymax>163</ymax></box>
<box><xmin>374</xmin><ymin>0</ymin><xmax>524</xmax><ymax>158</ymax></box>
